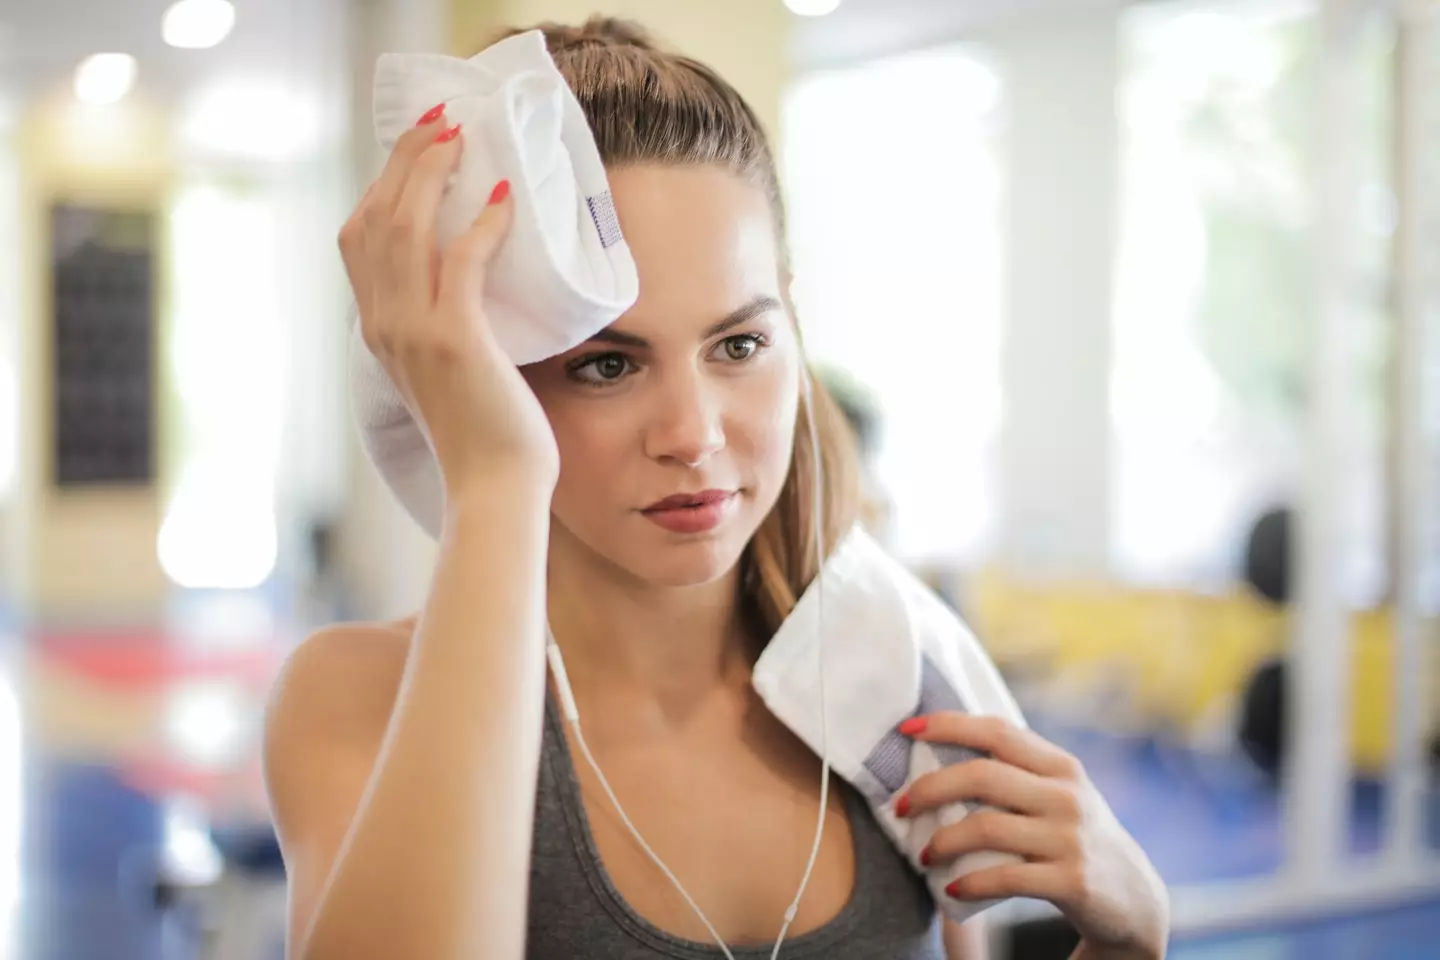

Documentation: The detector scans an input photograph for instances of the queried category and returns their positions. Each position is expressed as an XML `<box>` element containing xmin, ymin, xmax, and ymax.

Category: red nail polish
<box><xmin>894</xmin><ymin>793</ymin><xmax>910</xmax><ymax>817</ymax></box>
<box><xmin>945</xmin><ymin>880</ymin><xmax>961</xmax><ymax>898</ymax></box>
<box><xmin>899</xmin><ymin>717</ymin><xmax>928</xmax><ymax>737</ymax></box>
<box><xmin>488</xmin><ymin>179</ymin><xmax>510</xmax><ymax>205</ymax></box>
<box><xmin>416</xmin><ymin>103</ymin><xmax>445</xmax><ymax>126</ymax></box>
<box><xmin>919</xmin><ymin>847</ymin><xmax>932</xmax><ymax>867</ymax></box>
<box><xmin>434</xmin><ymin>124</ymin><xmax>462</xmax><ymax>144</ymax></box>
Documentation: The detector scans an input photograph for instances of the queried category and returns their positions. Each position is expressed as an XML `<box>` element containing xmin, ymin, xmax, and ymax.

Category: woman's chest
<box><xmin>575</xmin><ymin>743</ymin><xmax>856</xmax><ymax>947</ymax></box>
<box><xmin>530</xmin><ymin>693</ymin><xmax>944</xmax><ymax>959</ymax></box>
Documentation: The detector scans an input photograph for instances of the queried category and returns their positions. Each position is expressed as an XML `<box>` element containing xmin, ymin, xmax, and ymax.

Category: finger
<box><xmin>340</xmin><ymin>181</ymin><xmax>384</xmax><ymax>336</ymax></box>
<box><xmin>364</xmin><ymin>107</ymin><xmax>454</xmax><ymax>301</ymax></box>
<box><xmin>923</xmin><ymin>810</ymin><xmax>1069</xmax><ymax>866</ymax></box>
<box><xmin>901</xmin><ymin>758</ymin><xmax>1057</xmax><ymax>819</ymax></box>
<box><xmin>392</xmin><ymin>128</ymin><xmax>464</xmax><ymax>308</ymax></box>
<box><xmin>339</xmin><ymin>208</ymin><xmax>373</xmax><ymax>316</ymax></box>
<box><xmin>437</xmin><ymin>178</ymin><xmax>514</xmax><ymax>315</ymax></box>
<box><xmin>943</xmin><ymin>862</ymin><xmax>1076</xmax><ymax>906</ymax></box>
<box><xmin>369</xmin><ymin>104</ymin><xmax>451</xmax><ymax>219</ymax></box>
<box><xmin>905</xmin><ymin>712</ymin><xmax>1084</xmax><ymax>780</ymax></box>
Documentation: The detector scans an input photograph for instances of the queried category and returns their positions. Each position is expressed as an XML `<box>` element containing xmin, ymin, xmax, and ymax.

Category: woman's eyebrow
<box><xmin>703</xmin><ymin>294</ymin><xmax>782</xmax><ymax>339</ymax></box>
<box><xmin>585</xmin><ymin>294</ymin><xmax>783</xmax><ymax>349</ymax></box>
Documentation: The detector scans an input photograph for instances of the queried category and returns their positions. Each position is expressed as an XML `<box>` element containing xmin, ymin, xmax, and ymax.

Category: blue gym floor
<box><xmin>1172</xmin><ymin>900</ymin><xmax>1440</xmax><ymax>960</ymax></box>
<box><xmin>1044</xmin><ymin>722</ymin><xmax>1440</xmax><ymax>958</ymax></box>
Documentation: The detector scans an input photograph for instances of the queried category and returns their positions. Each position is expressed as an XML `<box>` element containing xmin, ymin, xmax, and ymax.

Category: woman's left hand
<box><xmin>895</xmin><ymin>713</ymin><xmax>1170</xmax><ymax>960</ymax></box>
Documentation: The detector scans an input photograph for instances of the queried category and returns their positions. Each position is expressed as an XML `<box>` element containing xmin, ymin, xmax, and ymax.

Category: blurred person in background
<box><xmin>815</xmin><ymin>365</ymin><xmax>894</xmax><ymax>546</ymax></box>
<box><xmin>262</xmin><ymin>17</ymin><xmax>1168</xmax><ymax>960</ymax></box>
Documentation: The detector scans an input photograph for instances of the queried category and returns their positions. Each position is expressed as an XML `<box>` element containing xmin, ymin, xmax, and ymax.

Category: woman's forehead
<box><xmin>607</xmin><ymin>165</ymin><xmax>783</xmax><ymax>333</ymax></box>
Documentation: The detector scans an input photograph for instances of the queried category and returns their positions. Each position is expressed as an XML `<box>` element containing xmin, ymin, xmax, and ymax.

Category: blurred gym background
<box><xmin>0</xmin><ymin>0</ymin><xmax>1437</xmax><ymax>957</ymax></box>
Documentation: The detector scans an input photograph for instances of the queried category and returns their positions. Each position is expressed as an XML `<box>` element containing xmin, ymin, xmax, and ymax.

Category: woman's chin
<box><xmin>617</xmin><ymin>527</ymin><xmax>753</xmax><ymax>588</ymax></box>
<box><xmin>633</xmin><ymin>543</ymin><xmax>744</xmax><ymax>588</ymax></box>
<box><xmin>554</xmin><ymin>506</ymin><xmax>765</xmax><ymax>589</ymax></box>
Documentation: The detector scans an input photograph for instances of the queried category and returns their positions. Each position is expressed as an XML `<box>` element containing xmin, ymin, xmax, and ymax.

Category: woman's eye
<box><xmin>593</xmin><ymin>355</ymin><xmax>629</xmax><ymax>379</ymax></box>
<box><xmin>571</xmin><ymin>353</ymin><xmax>633</xmax><ymax>385</ymax></box>
<box><xmin>717</xmin><ymin>334</ymin><xmax>766</xmax><ymax>362</ymax></box>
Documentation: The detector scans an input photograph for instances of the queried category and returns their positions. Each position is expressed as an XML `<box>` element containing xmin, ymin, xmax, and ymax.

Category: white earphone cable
<box><xmin>544</xmin><ymin>368</ymin><xmax>831</xmax><ymax>960</ymax></box>
<box><xmin>545</xmin><ymin>642</ymin><xmax>740</xmax><ymax>960</ymax></box>
<box><xmin>768</xmin><ymin>369</ymin><xmax>829</xmax><ymax>959</ymax></box>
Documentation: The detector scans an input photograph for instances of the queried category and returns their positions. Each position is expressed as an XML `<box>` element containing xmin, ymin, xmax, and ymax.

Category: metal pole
<box><xmin>1385</xmin><ymin>0</ymin><xmax>1437</xmax><ymax>870</ymax></box>
<box><xmin>1285</xmin><ymin>0</ymin><xmax>1364</xmax><ymax>883</ymax></box>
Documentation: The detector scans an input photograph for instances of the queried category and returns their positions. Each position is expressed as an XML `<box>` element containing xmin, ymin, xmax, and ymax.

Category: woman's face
<box><xmin>522</xmin><ymin>164</ymin><xmax>801</xmax><ymax>588</ymax></box>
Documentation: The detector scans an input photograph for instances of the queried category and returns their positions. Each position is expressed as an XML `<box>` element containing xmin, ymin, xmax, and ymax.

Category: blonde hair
<box><xmin>489</xmin><ymin>16</ymin><xmax>862</xmax><ymax>636</ymax></box>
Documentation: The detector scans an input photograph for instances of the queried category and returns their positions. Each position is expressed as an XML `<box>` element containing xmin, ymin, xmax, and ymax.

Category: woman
<box><xmin>263</xmin><ymin>18</ymin><xmax>1169</xmax><ymax>960</ymax></box>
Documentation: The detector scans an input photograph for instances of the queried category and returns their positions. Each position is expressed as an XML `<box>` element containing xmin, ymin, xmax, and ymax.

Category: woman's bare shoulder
<box><xmin>265</xmin><ymin>615</ymin><xmax>419</xmax><ymax>749</ymax></box>
<box><xmin>260</xmin><ymin>616</ymin><xmax>422</xmax><ymax>935</ymax></box>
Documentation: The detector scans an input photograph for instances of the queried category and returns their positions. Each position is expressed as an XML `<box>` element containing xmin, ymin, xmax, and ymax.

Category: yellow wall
<box><xmin>448</xmin><ymin>0</ymin><xmax>791</xmax><ymax>144</ymax></box>
<box><xmin>13</xmin><ymin>92</ymin><xmax>174</xmax><ymax>623</ymax></box>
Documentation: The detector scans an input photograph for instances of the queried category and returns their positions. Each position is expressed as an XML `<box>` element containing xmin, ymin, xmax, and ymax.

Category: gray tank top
<box><xmin>526</xmin><ymin>688</ymin><xmax>946</xmax><ymax>959</ymax></box>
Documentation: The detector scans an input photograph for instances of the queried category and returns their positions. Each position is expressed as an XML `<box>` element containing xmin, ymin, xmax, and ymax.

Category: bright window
<box><xmin>1111</xmin><ymin>0</ymin><xmax>1394</xmax><ymax>593</ymax></box>
<box><xmin>158</xmin><ymin>181</ymin><xmax>286</xmax><ymax>589</ymax></box>
<box><xmin>782</xmin><ymin>46</ymin><xmax>1006</xmax><ymax>564</ymax></box>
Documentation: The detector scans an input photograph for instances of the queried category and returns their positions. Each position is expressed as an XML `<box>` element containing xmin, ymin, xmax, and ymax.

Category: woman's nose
<box><xmin>644</xmin><ymin>373</ymin><xmax>725</xmax><ymax>467</ymax></box>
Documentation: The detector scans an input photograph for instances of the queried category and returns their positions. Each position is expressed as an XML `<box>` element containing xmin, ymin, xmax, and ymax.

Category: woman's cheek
<box><xmin>736</xmin><ymin>373</ymin><xmax>800</xmax><ymax>497</ymax></box>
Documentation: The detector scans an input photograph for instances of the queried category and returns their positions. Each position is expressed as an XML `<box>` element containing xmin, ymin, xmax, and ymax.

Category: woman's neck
<box><xmin>544</xmin><ymin>535</ymin><xmax>760</xmax><ymax>719</ymax></box>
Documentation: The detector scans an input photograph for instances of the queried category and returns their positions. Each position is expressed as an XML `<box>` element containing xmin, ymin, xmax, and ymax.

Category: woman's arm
<box><xmin>265</xmin><ymin>99</ymin><xmax>564</xmax><ymax>960</ymax></box>
<box><xmin>943</xmin><ymin>916</ymin><xmax>989</xmax><ymax>960</ymax></box>
<box><xmin>265</xmin><ymin>482</ymin><xmax>553</xmax><ymax>960</ymax></box>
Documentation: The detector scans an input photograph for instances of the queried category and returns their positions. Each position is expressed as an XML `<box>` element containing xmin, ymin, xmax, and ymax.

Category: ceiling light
<box><xmin>162</xmin><ymin>0</ymin><xmax>236</xmax><ymax>50</ymax></box>
<box><xmin>73</xmin><ymin>53</ymin><xmax>137</xmax><ymax>105</ymax></box>
<box><xmin>784</xmin><ymin>0</ymin><xmax>843</xmax><ymax>16</ymax></box>
<box><xmin>177</xmin><ymin>79</ymin><xmax>323</xmax><ymax>162</ymax></box>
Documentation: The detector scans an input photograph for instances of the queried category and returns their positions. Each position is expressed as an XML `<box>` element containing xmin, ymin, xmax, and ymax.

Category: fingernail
<box><xmin>488</xmin><ymin>179</ymin><xmax>510</xmax><ymax>205</ymax></box>
<box><xmin>919</xmin><ymin>846</ymin><xmax>932</xmax><ymax>867</ymax></box>
<box><xmin>416</xmin><ymin>103</ymin><xmax>446</xmax><ymax>126</ymax></box>
<box><xmin>434</xmin><ymin>124</ymin><xmax>462</xmax><ymax>144</ymax></box>
<box><xmin>899</xmin><ymin>717</ymin><xmax>928</xmax><ymax>737</ymax></box>
<box><xmin>945</xmin><ymin>880</ymin><xmax>961</xmax><ymax>898</ymax></box>
<box><xmin>894</xmin><ymin>793</ymin><xmax>910</xmax><ymax>817</ymax></box>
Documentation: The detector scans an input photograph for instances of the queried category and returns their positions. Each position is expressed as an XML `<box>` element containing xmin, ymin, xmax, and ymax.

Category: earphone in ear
<box><xmin>544</xmin><ymin>362</ymin><xmax>830</xmax><ymax>960</ymax></box>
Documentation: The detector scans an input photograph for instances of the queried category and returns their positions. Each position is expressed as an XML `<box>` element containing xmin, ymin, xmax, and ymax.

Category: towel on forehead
<box><xmin>351</xmin><ymin>28</ymin><xmax>639</xmax><ymax>537</ymax></box>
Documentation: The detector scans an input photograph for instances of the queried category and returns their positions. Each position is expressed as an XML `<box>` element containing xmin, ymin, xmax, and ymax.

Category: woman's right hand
<box><xmin>340</xmin><ymin>109</ymin><xmax>560</xmax><ymax>497</ymax></box>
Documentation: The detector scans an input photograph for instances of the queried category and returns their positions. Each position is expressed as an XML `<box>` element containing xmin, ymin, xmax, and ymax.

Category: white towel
<box><xmin>751</xmin><ymin>524</ymin><xmax>1026</xmax><ymax>925</ymax></box>
<box><xmin>352</xmin><ymin>29</ymin><xmax>640</xmax><ymax>537</ymax></box>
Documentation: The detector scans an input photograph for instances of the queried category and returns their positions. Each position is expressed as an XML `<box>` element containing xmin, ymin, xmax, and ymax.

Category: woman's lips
<box><xmin>641</xmin><ymin>489</ymin><xmax>738</xmax><ymax>534</ymax></box>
